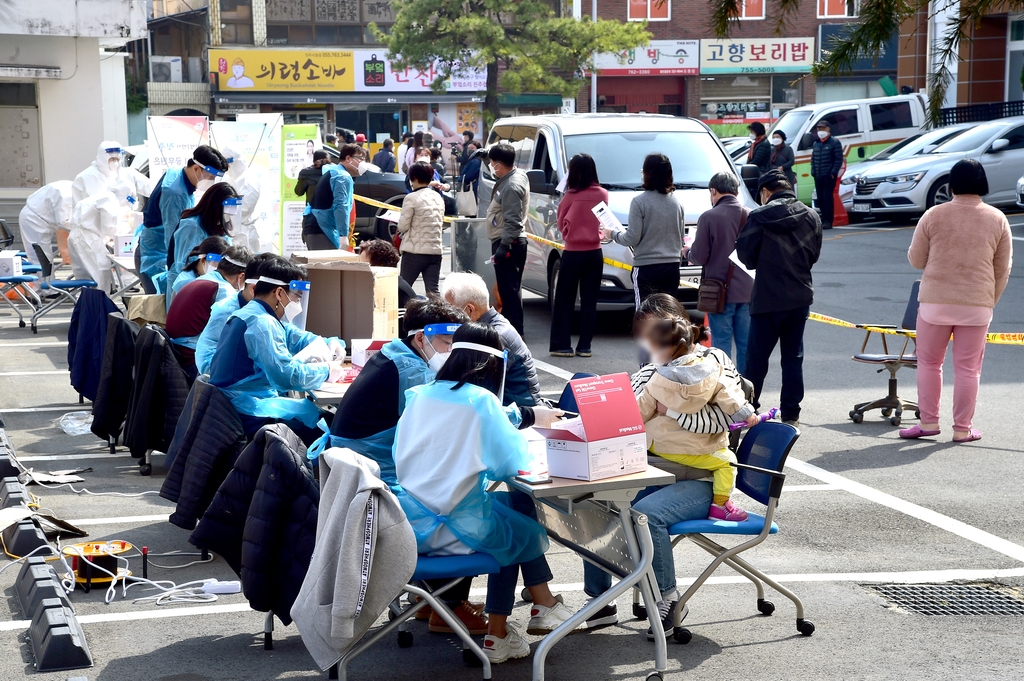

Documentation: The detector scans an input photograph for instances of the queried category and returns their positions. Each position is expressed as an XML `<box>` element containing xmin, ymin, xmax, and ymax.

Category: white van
<box><xmin>767</xmin><ymin>94</ymin><xmax>928</xmax><ymax>204</ymax></box>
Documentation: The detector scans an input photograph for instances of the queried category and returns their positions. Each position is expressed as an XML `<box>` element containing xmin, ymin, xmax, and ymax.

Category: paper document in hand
<box><xmin>548</xmin><ymin>416</ymin><xmax>587</xmax><ymax>440</ymax></box>
<box><xmin>379</xmin><ymin>210</ymin><xmax>401</xmax><ymax>223</ymax></box>
<box><xmin>591</xmin><ymin>201</ymin><xmax>624</xmax><ymax>234</ymax></box>
<box><xmin>293</xmin><ymin>337</ymin><xmax>332</xmax><ymax>363</ymax></box>
<box><xmin>555</xmin><ymin>174</ymin><xmax>568</xmax><ymax>194</ymax></box>
<box><xmin>728</xmin><ymin>250</ymin><xmax>755</xmax><ymax>279</ymax></box>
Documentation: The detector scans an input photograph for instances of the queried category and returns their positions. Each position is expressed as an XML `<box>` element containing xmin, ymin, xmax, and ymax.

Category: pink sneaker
<box><xmin>709</xmin><ymin>499</ymin><xmax>749</xmax><ymax>522</ymax></box>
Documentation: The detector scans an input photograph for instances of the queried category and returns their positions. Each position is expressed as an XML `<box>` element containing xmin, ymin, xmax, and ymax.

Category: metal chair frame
<box><xmin>30</xmin><ymin>243</ymin><xmax>96</xmax><ymax>334</ymax></box>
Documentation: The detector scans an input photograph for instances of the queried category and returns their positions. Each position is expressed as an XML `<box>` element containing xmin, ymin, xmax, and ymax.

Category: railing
<box><xmin>938</xmin><ymin>100</ymin><xmax>1024</xmax><ymax>126</ymax></box>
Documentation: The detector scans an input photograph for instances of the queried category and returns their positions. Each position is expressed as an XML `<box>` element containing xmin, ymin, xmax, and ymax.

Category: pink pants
<box><xmin>915</xmin><ymin>318</ymin><xmax>989</xmax><ymax>431</ymax></box>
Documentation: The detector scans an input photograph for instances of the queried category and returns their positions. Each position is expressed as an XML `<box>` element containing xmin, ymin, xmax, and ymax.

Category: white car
<box><xmin>1016</xmin><ymin>174</ymin><xmax>1024</xmax><ymax>207</ymax></box>
<box><xmin>851</xmin><ymin>117</ymin><xmax>1024</xmax><ymax>220</ymax></box>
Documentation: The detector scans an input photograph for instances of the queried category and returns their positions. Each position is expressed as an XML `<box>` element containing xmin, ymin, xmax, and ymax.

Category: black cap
<box><xmin>755</xmin><ymin>168</ymin><xmax>789</xmax><ymax>201</ymax></box>
<box><xmin>816</xmin><ymin>120</ymin><xmax>831</xmax><ymax>129</ymax></box>
<box><xmin>773</xmin><ymin>130</ymin><xmax>787</xmax><ymax>141</ymax></box>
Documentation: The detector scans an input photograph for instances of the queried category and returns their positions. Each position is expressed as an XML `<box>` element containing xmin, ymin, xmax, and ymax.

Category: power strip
<box><xmin>201</xmin><ymin>580</ymin><xmax>241</xmax><ymax>594</ymax></box>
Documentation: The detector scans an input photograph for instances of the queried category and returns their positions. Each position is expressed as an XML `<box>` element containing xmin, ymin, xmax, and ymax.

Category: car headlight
<box><xmin>884</xmin><ymin>172</ymin><xmax>925</xmax><ymax>188</ymax></box>
<box><xmin>841</xmin><ymin>174</ymin><xmax>861</xmax><ymax>185</ymax></box>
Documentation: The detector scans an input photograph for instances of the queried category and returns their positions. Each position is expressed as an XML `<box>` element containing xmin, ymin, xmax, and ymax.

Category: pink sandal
<box><xmin>899</xmin><ymin>425</ymin><xmax>941</xmax><ymax>439</ymax></box>
<box><xmin>952</xmin><ymin>429</ymin><xmax>982</xmax><ymax>443</ymax></box>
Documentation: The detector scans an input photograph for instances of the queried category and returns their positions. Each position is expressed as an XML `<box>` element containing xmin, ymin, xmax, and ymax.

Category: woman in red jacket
<box><xmin>549</xmin><ymin>154</ymin><xmax>609</xmax><ymax>358</ymax></box>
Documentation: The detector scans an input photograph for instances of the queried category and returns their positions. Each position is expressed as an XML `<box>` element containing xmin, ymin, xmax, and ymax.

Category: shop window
<box><xmin>869</xmin><ymin>101</ymin><xmax>913</xmax><ymax>131</ymax></box>
<box><xmin>817</xmin><ymin>108</ymin><xmax>860</xmax><ymax>136</ymax></box>
<box><xmin>818</xmin><ymin>0</ymin><xmax>858</xmax><ymax>18</ymax></box>
<box><xmin>658</xmin><ymin>104</ymin><xmax>683</xmax><ymax>116</ymax></box>
<box><xmin>221</xmin><ymin>0</ymin><xmax>254</xmax><ymax>44</ymax></box>
<box><xmin>0</xmin><ymin>83</ymin><xmax>36</xmax><ymax>106</ymax></box>
<box><xmin>1012</xmin><ymin>19</ymin><xmax>1024</xmax><ymax>42</ymax></box>
<box><xmin>267</xmin><ymin>25</ymin><xmax>289</xmax><ymax>44</ymax></box>
<box><xmin>266</xmin><ymin>0</ymin><xmax>392</xmax><ymax>44</ymax></box>
<box><xmin>737</xmin><ymin>0</ymin><xmax>764</xmax><ymax>20</ymax></box>
<box><xmin>628</xmin><ymin>0</ymin><xmax>670</xmax><ymax>22</ymax></box>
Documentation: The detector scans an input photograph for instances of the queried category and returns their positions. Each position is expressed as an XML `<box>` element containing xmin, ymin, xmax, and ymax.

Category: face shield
<box><xmin>407</xmin><ymin>322</ymin><xmax>461</xmax><ymax>372</ymax></box>
<box><xmin>450</xmin><ymin>341</ymin><xmax>509</xmax><ymax>403</ymax></box>
<box><xmin>222</xmin><ymin>196</ymin><xmax>242</xmax><ymax>230</ymax></box>
<box><xmin>287</xmin><ymin>280</ymin><xmax>311</xmax><ymax>330</ymax></box>
<box><xmin>204</xmin><ymin>253</ymin><xmax>222</xmax><ymax>271</ymax></box>
<box><xmin>97</xmin><ymin>142</ymin><xmax>125</xmax><ymax>176</ymax></box>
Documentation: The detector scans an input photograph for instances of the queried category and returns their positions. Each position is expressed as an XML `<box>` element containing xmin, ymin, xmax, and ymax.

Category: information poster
<box><xmin>146</xmin><ymin>116</ymin><xmax>209</xmax><ymax>181</ymax></box>
<box><xmin>210</xmin><ymin>120</ymin><xmax>279</xmax><ymax>254</ymax></box>
<box><xmin>236</xmin><ymin>113</ymin><xmax>284</xmax><ymax>253</ymax></box>
<box><xmin>280</xmin><ymin>124</ymin><xmax>321</xmax><ymax>257</ymax></box>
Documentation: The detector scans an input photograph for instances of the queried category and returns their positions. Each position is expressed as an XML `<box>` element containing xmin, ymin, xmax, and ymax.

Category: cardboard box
<box><xmin>290</xmin><ymin>250</ymin><xmax>398</xmax><ymax>347</ymax></box>
<box><xmin>0</xmin><ymin>251</ymin><xmax>23</xmax><ymax>278</ymax></box>
<box><xmin>350</xmin><ymin>338</ymin><xmax>389</xmax><ymax>368</ymax></box>
<box><xmin>535</xmin><ymin>373</ymin><xmax>648</xmax><ymax>481</ymax></box>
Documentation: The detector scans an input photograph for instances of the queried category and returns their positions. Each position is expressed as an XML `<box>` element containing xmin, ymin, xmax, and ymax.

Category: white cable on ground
<box><xmin>3</xmin><ymin>441</ymin><xmax>159</xmax><ymax>498</ymax></box>
<box><xmin>0</xmin><ymin>542</ymin><xmax>78</xmax><ymax>595</ymax></box>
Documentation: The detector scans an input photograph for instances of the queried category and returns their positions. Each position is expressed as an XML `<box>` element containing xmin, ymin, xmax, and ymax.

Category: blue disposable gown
<box><xmin>165</xmin><ymin>216</ymin><xmax>231</xmax><ymax>308</ymax></box>
<box><xmin>196</xmin><ymin>270</ymin><xmax>237</xmax><ymax>304</ymax></box>
<box><xmin>212</xmin><ymin>299</ymin><xmax>331</xmax><ymax>428</ymax></box>
<box><xmin>310</xmin><ymin>165</ymin><xmax>353</xmax><ymax>249</ymax></box>
<box><xmin>195</xmin><ymin>291</ymin><xmax>245</xmax><ymax>376</ymax></box>
<box><xmin>139</xmin><ymin>168</ymin><xmax>194</xmax><ymax>288</ymax></box>
<box><xmin>394</xmin><ymin>381</ymin><xmax>548</xmax><ymax>566</ymax></box>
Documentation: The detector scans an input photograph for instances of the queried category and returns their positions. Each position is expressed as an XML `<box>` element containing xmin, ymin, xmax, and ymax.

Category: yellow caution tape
<box><xmin>808</xmin><ymin>311</ymin><xmax>1023</xmax><ymax>346</ymax></box>
<box><xmin>353</xmin><ymin>193</ymin><xmax>456</xmax><ymax>224</ymax></box>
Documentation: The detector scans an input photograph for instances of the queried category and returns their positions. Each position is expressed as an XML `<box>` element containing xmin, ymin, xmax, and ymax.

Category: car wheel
<box><xmin>373</xmin><ymin>195</ymin><xmax>406</xmax><ymax>241</ymax></box>
<box><xmin>547</xmin><ymin>256</ymin><xmax>560</xmax><ymax>312</ymax></box>
<box><xmin>927</xmin><ymin>177</ymin><xmax>952</xmax><ymax>208</ymax></box>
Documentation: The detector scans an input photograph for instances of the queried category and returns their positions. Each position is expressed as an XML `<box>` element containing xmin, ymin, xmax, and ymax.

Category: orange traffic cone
<box><xmin>701</xmin><ymin>313</ymin><xmax>712</xmax><ymax>348</ymax></box>
<box><xmin>832</xmin><ymin>161</ymin><xmax>849</xmax><ymax>227</ymax></box>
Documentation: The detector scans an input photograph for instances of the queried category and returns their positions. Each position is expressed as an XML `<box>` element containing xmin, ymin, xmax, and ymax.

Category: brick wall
<box><xmin>957</xmin><ymin>14</ymin><xmax>1007</xmax><ymax>104</ymax></box>
<box><xmin>896</xmin><ymin>9</ymin><xmax>929</xmax><ymax>94</ymax></box>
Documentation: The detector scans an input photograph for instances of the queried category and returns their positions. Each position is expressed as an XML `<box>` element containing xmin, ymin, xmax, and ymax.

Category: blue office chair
<box><xmin>331</xmin><ymin>552</ymin><xmax>501</xmax><ymax>680</ymax></box>
<box><xmin>30</xmin><ymin>243</ymin><xmax>96</xmax><ymax>334</ymax></box>
<box><xmin>0</xmin><ymin>272</ymin><xmax>39</xmax><ymax>328</ymax></box>
<box><xmin>557</xmin><ymin>372</ymin><xmax>599</xmax><ymax>412</ymax></box>
<box><xmin>635</xmin><ymin>421</ymin><xmax>813</xmax><ymax>643</ymax></box>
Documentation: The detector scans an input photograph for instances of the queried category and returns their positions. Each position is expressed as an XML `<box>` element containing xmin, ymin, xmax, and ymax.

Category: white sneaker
<box><xmin>483</xmin><ymin>623</ymin><xmax>530</xmax><ymax>664</ymax></box>
<box><xmin>527</xmin><ymin>597</ymin><xmax>579</xmax><ymax>635</ymax></box>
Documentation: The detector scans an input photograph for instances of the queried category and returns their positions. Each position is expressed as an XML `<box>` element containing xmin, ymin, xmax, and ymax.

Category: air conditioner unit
<box><xmin>151</xmin><ymin>56</ymin><xmax>182</xmax><ymax>83</ymax></box>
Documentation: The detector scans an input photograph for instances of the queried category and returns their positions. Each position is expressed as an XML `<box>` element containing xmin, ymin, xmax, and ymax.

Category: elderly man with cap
<box><xmin>735</xmin><ymin>168</ymin><xmax>822</xmax><ymax>427</ymax></box>
<box><xmin>810</xmin><ymin>120</ymin><xmax>844</xmax><ymax>229</ymax></box>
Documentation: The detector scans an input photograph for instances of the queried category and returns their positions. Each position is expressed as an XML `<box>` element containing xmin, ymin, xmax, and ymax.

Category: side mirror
<box><xmin>527</xmin><ymin>169</ymin><xmax>554</xmax><ymax>195</ymax></box>
<box><xmin>739</xmin><ymin>164</ymin><xmax>760</xmax><ymax>195</ymax></box>
<box><xmin>990</xmin><ymin>138</ymin><xmax>1010</xmax><ymax>153</ymax></box>
<box><xmin>800</xmin><ymin>132</ymin><xmax>816</xmax><ymax>150</ymax></box>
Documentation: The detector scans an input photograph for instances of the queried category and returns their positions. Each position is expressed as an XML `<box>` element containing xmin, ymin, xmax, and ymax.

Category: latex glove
<box><xmin>328</xmin><ymin>338</ymin><xmax>347</xmax><ymax>362</ymax></box>
<box><xmin>532</xmin><ymin>406</ymin><xmax>565</xmax><ymax>429</ymax></box>
<box><xmin>327</xmin><ymin>362</ymin><xmax>345</xmax><ymax>383</ymax></box>
<box><xmin>494</xmin><ymin>242</ymin><xmax>511</xmax><ymax>259</ymax></box>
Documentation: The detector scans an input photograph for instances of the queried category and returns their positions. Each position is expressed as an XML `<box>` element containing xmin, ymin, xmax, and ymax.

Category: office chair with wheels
<box><xmin>30</xmin><ymin>244</ymin><xmax>97</xmax><ymax>334</ymax></box>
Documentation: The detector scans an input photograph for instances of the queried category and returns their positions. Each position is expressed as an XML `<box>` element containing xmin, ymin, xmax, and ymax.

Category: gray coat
<box><xmin>485</xmin><ymin>168</ymin><xmax>530</xmax><ymax>244</ymax></box>
<box><xmin>687</xmin><ymin>194</ymin><xmax>753</xmax><ymax>305</ymax></box>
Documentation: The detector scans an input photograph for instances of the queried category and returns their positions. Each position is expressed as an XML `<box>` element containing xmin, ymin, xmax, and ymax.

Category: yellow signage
<box><xmin>210</xmin><ymin>49</ymin><xmax>355</xmax><ymax>92</ymax></box>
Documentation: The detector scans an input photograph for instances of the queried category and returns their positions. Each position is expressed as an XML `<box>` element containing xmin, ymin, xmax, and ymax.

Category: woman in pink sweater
<box><xmin>901</xmin><ymin>160</ymin><xmax>1013</xmax><ymax>442</ymax></box>
<box><xmin>549</xmin><ymin>154</ymin><xmax>609</xmax><ymax>358</ymax></box>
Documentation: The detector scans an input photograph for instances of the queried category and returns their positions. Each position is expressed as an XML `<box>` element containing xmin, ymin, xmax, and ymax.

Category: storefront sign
<box><xmin>146</xmin><ymin>116</ymin><xmax>210</xmax><ymax>180</ymax></box>
<box><xmin>280</xmin><ymin>124</ymin><xmax>322</xmax><ymax>256</ymax></box>
<box><xmin>210</xmin><ymin>48</ymin><xmax>487</xmax><ymax>93</ymax></box>
<box><xmin>595</xmin><ymin>40</ymin><xmax>699</xmax><ymax>76</ymax></box>
<box><xmin>818</xmin><ymin>25</ymin><xmax>897</xmax><ymax>72</ymax></box>
<box><xmin>699</xmin><ymin>38</ymin><xmax>814</xmax><ymax>74</ymax></box>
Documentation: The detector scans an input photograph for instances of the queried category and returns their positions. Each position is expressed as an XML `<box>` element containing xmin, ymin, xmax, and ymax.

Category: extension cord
<box><xmin>201</xmin><ymin>580</ymin><xmax>241</xmax><ymax>594</ymax></box>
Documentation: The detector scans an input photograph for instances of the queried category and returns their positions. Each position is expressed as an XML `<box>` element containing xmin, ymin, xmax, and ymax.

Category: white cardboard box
<box><xmin>535</xmin><ymin>373</ymin><xmax>648</xmax><ymax>481</ymax></box>
<box><xmin>350</xmin><ymin>338</ymin><xmax>389</xmax><ymax>368</ymax></box>
<box><xmin>0</xmin><ymin>251</ymin><xmax>23</xmax><ymax>278</ymax></box>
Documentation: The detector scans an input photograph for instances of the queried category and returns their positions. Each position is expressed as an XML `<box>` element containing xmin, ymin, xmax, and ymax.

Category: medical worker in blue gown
<box><xmin>207</xmin><ymin>259</ymin><xmax>346</xmax><ymax>445</ymax></box>
<box><xmin>138</xmin><ymin>145</ymin><xmax>229</xmax><ymax>293</ymax></box>
<box><xmin>392</xmin><ymin>322</ymin><xmax>576</xmax><ymax>665</ymax></box>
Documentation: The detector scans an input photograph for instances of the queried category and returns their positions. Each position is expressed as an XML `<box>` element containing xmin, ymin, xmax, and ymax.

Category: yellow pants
<box><xmin>653</xmin><ymin>448</ymin><xmax>736</xmax><ymax>501</ymax></box>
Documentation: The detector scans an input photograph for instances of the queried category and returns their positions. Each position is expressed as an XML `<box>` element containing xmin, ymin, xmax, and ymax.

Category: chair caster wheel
<box><xmin>881</xmin><ymin>407</ymin><xmax>892</xmax><ymax>417</ymax></box>
<box><xmin>397</xmin><ymin>630</ymin><xmax>413</xmax><ymax>648</ymax></box>
<box><xmin>646</xmin><ymin>673</ymin><xmax>664</xmax><ymax>681</ymax></box>
<box><xmin>633</xmin><ymin>603</ymin><xmax>647</xmax><ymax>620</ymax></box>
<box><xmin>849</xmin><ymin>411</ymin><xmax>863</xmax><ymax>424</ymax></box>
<box><xmin>673</xmin><ymin>627</ymin><xmax>692</xmax><ymax>644</ymax></box>
<box><xmin>32</xmin><ymin>326</ymin><xmax>37</xmax><ymax>334</ymax></box>
<box><xmin>757</xmin><ymin>598</ymin><xmax>775</xmax><ymax>616</ymax></box>
<box><xmin>139</xmin><ymin>464</ymin><xmax>152</xmax><ymax>476</ymax></box>
<box><xmin>890</xmin><ymin>416</ymin><xmax>901</xmax><ymax>427</ymax></box>
<box><xmin>463</xmin><ymin>648</ymin><xmax>483</xmax><ymax>667</ymax></box>
<box><xmin>18</xmin><ymin>320</ymin><xmax>25</xmax><ymax>328</ymax></box>
<box><xmin>521</xmin><ymin>587</ymin><xmax>532</xmax><ymax>602</ymax></box>
<box><xmin>797</xmin><ymin>618</ymin><xmax>815</xmax><ymax>636</ymax></box>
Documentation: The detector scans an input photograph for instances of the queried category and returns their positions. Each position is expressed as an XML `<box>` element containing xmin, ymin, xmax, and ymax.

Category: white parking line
<box><xmin>17</xmin><ymin>453</ymin><xmax>123</xmax><ymax>462</ymax></box>
<box><xmin>70</xmin><ymin>514</ymin><xmax>169</xmax><ymax>526</ymax></box>
<box><xmin>0</xmin><ymin>603</ymin><xmax>254</xmax><ymax>632</ymax></box>
<box><xmin>0</xmin><ymin>370</ymin><xmax>67</xmax><ymax>376</ymax></box>
<box><xmin>1</xmin><ymin>341</ymin><xmax>68</xmax><ymax>347</ymax></box>
<box><xmin>779</xmin><ymin>484</ymin><xmax>841</xmax><ymax>492</ymax></box>
<box><xmin>0</xmin><ymin>405</ymin><xmax>85</xmax><ymax>413</ymax></box>
<box><xmin>786</xmin><ymin>457</ymin><xmax>1024</xmax><ymax>562</ymax></box>
<box><xmin>532</xmin><ymin>359</ymin><xmax>574</xmax><ymax>381</ymax></box>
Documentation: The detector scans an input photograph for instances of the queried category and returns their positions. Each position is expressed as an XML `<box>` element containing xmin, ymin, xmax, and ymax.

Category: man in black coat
<box><xmin>736</xmin><ymin>169</ymin><xmax>822</xmax><ymax>427</ymax></box>
<box><xmin>294</xmin><ymin>150</ymin><xmax>328</xmax><ymax>205</ymax></box>
<box><xmin>810</xmin><ymin>120</ymin><xmax>844</xmax><ymax>229</ymax></box>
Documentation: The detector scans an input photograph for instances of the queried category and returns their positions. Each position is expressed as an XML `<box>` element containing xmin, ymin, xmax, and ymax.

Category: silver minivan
<box><xmin>476</xmin><ymin>114</ymin><xmax>756</xmax><ymax>310</ymax></box>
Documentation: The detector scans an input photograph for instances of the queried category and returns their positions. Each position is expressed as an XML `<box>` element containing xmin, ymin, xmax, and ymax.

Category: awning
<box><xmin>212</xmin><ymin>91</ymin><xmax>485</xmax><ymax>105</ymax></box>
<box><xmin>0</xmin><ymin>64</ymin><xmax>61</xmax><ymax>79</ymax></box>
<box><xmin>498</xmin><ymin>93</ymin><xmax>562</xmax><ymax>107</ymax></box>
<box><xmin>148</xmin><ymin>8</ymin><xmax>207</xmax><ymax>29</ymax></box>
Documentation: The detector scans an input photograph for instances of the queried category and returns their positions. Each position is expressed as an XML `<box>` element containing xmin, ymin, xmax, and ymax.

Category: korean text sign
<box><xmin>594</xmin><ymin>40</ymin><xmax>699</xmax><ymax>76</ymax></box>
<box><xmin>146</xmin><ymin>116</ymin><xmax>210</xmax><ymax>181</ymax></box>
<box><xmin>212</xmin><ymin>49</ymin><xmax>355</xmax><ymax>91</ymax></box>
<box><xmin>699</xmin><ymin>37</ymin><xmax>815</xmax><ymax>74</ymax></box>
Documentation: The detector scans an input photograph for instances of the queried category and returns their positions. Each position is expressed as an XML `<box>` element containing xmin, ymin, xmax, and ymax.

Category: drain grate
<box><xmin>868</xmin><ymin>584</ymin><xmax>1024</xmax><ymax>616</ymax></box>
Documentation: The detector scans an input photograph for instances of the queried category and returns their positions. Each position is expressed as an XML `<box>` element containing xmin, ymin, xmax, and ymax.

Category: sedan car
<box><xmin>852</xmin><ymin>117</ymin><xmax>1024</xmax><ymax>219</ymax></box>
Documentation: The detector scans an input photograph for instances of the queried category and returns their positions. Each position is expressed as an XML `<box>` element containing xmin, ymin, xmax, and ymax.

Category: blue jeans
<box><xmin>583</xmin><ymin>480</ymin><xmax>713</xmax><ymax>598</ymax></box>
<box><xmin>708</xmin><ymin>303</ymin><xmax>751</xmax><ymax>375</ymax></box>
<box><xmin>485</xmin><ymin>490</ymin><xmax>553</xmax><ymax>616</ymax></box>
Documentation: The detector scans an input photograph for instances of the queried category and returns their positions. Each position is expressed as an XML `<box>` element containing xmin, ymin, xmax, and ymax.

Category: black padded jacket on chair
<box><xmin>68</xmin><ymin>289</ymin><xmax>119</xmax><ymax>402</ymax></box>
<box><xmin>160</xmin><ymin>376</ymin><xmax>247</xmax><ymax>530</ymax></box>
<box><xmin>189</xmin><ymin>424</ymin><xmax>319</xmax><ymax>624</ymax></box>
<box><xmin>91</xmin><ymin>313</ymin><xmax>140</xmax><ymax>443</ymax></box>
<box><xmin>123</xmin><ymin>325</ymin><xmax>190</xmax><ymax>460</ymax></box>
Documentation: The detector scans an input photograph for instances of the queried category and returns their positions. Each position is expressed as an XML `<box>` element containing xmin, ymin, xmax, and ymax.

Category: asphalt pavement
<box><xmin>1</xmin><ymin>215</ymin><xmax>1023</xmax><ymax>680</ymax></box>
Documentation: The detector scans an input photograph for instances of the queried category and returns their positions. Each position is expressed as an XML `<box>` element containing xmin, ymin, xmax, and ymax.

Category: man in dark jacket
<box><xmin>685</xmin><ymin>172</ymin><xmax>753</xmax><ymax>374</ymax></box>
<box><xmin>809</xmin><ymin>120</ymin><xmax>844</xmax><ymax>229</ymax></box>
<box><xmin>746</xmin><ymin>121</ymin><xmax>771</xmax><ymax>175</ymax></box>
<box><xmin>294</xmin><ymin>151</ymin><xmax>328</xmax><ymax>205</ymax></box>
<box><xmin>371</xmin><ymin>138</ymin><xmax>397</xmax><ymax>173</ymax></box>
<box><xmin>736</xmin><ymin>169</ymin><xmax>822</xmax><ymax>426</ymax></box>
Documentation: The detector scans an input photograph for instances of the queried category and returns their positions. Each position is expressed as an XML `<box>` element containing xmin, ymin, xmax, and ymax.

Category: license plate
<box><xmin>679</xmin><ymin>276</ymin><xmax>701</xmax><ymax>289</ymax></box>
<box><xmin>852</xmin><ymin>202</ymin><xmax>871</xmax><ymax>212</ymax></box>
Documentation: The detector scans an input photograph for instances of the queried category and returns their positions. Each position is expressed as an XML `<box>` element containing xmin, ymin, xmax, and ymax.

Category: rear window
<box><xmin>870</xmin><ymin>102</ymin><xmax>914</xmax><ymax>131</ymax></box>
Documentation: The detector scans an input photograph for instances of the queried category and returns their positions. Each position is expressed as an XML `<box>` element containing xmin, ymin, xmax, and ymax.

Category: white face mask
<box><xmin>817</xmin><ymin>130</ymin><xmax>829</xmax><ymax>140</ymax></box>
<box><xmin>489</xmin><ymin>164</ymin><xmax>498</xmax><ymax>176</ymax></box>
<box><xmin>283</xmin><ymin>299</ymin><xmax>302</xmax><ymax>323</ymax></box>
<box><xmin>772</xmin><ymin>137</ymin><xmax>783</xmax><ymax>146</ymax></box>
<box><xmin>427</xmin><ymin>350</ymin><xmax>450</xmax><ymax>373</ymax></box>
<box><xmin>749</xmin><ymin>133</ymin><xmax>757</xmax><ymax>140</ymax></box>
<box><xmin>196</xmin><ymin>178</ymin><xmax>214</xmax><ymax>192</ymax></box>
<box><xmin>108</xmin><ymin>158</ymin><xmax>121</xmax><ymax>171</ymax></box>
<box><xmin>356</xmin><ymin>161</ymin><xmax>370</xmax><ymax>176</ymax></box>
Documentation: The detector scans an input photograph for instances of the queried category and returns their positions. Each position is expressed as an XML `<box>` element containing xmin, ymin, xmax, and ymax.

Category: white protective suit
<box><xmin>221</xmin><ymin>146</ymin><xmax>265</xmax><ymax>252</ymax></box>
<box><xmin>18</xmin><ymin>181</ymin><xmax>73</xmax><ymax>265</ymax></box>
<box><xmin>71</xmin><ymin>141</ymin><xmax>153</xmax><ymax>209</ymax></box>
<box><xmin>68</xmin><ymin>192</ymin><xmax>120</xmax><ymax>293</ymax></box>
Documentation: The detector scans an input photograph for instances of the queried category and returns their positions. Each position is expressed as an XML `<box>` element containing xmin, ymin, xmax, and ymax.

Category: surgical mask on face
<box><xmin>108</xmin><ymin>158</ymin><xmax>121</xmax><ymax>171</ymax></box>
<box><xmin>772</xmin><ymin>137</ymin><xmax>783</xmax><ymax>146</ymax></box>
<box><xmin>283</xmin><ymin>299</ymin><xmax>302</xmax><ymax>323</ymax></box>
<box><xmin>749</xmin><ymin>133</ymin><xmax>757</xmax><ymax>140</ymax></box>
<box><xmin>196</xmin><ymin>178</ymin><xmax>214</xmax><ymax>192</ymax></box>
<box><xmin>817</xmin><ymin>130</ymin><xmax>829</xmax><ymax>140</ymax></box>
<box><xmin>489</xmin><ymin>164</ymin><xmax>498</xmax><ymax>176</ymax></box>
<box><xmin>427</xmin><ymin>349</ymin><xmax>450</xmax><ymax>373</ymax></box>
<box><xmin>356</xmin><ymin>160</ymin><xmax>370</xmax><ymax>176</ymax></box>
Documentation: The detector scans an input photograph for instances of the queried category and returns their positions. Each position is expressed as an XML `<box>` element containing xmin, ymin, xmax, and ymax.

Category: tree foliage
<box><xmin>709</xmin><ymin>0</ymin><xmax>985</xmax><ymax>126</ymax></box>
<box><xmin>374</xmin><ymin>0</ymin><xmax>651</xmax><ymax>117</ymax></box>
